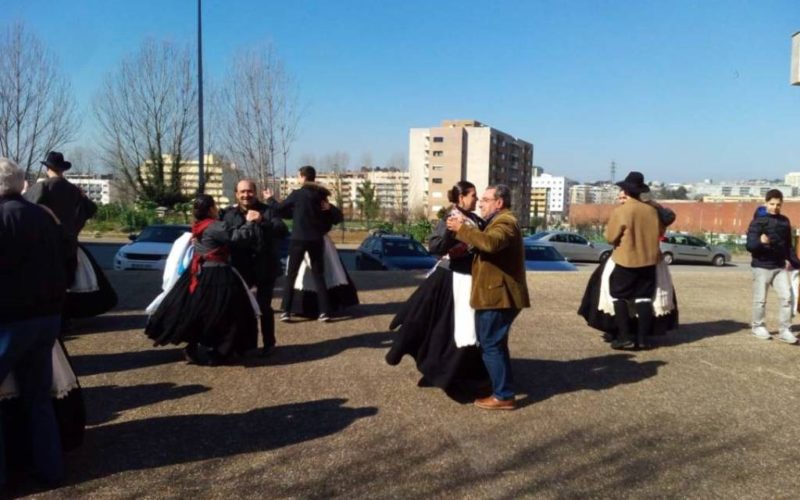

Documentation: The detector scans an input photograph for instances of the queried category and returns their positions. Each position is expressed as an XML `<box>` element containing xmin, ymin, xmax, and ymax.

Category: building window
<box><xmin>432</xmin><ymin>178</ymin><xmax>443</xmax><ymax>184</ymax></box>
<box><xmin>432</xmin><ymin>137</ymin><xmax>444</xmax><ymax>143</ymax></box>
<box><xmin>432</xmin><ymin>151</ymin><xmax>443</xmax><ymax>157</ymax></box>
<box><xmin>432</xmin><ymin>165</ymin><xmax>443</xmax><ymax>171</ymax></box>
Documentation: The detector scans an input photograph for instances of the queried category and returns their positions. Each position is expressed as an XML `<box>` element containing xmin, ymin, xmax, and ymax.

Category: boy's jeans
<box><xmin>752</xmin><ymin>267</ymin><xmax>792</xmax><ymax>332</ymax></box>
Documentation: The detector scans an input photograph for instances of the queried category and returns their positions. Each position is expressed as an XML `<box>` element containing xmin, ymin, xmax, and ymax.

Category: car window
<box><xmin>688</xmin><ymin>237</ymin><xmax>706</xmax><ymax>247</ymax></box>
<box><xmin>360</xmin><ymin>237</ymin><xmax>374</xmax><ymax>251</ymax></box>
<box><xmin>673</xmin><ymin>236</ymin><xmax>688</xmax><ymax>245</ymax></box>
<box><xmin>567</xmin><ymin>234</ymin><xmax>587</xmax><ymax>245</ymax></box>
<box><xmin>383</xmin><ymin>239</ymin><xmax>429</xmax><ymax>257</ymax></box>
<box><xmin>137</xmin><ymin>226</ymin><xmax>188</xmax><ymax>243</ymax></box>
<box><xmin>527</xmin><ymin>231</ymin><xmax>550</xmax><ymax>240</ymax></box>
<box><xmin>551</xmin><ymin>234</ymin><xmax>567</xmax><ymax>243</ymax></box>
<box><xmin>525</xmin><ymin>245</ymin><xmax>564</xmax><ymax>262</ymax></box>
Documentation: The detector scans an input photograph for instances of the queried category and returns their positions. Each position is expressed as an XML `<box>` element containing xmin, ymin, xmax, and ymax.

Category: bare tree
<box><xmin>386</xmin><ymin>151</ymin><xmax>407</xmax><ymax>171</ymax></box>
<box><xmin>0</xmin><ymin>23</ymin><xmax>79</xmax><ymax>178</ymax></box>
<box><xmin>320</xmin><ymin>151</ymin><xmax>351</xmax><ymax>172</ymax></box>
<box><xmin>64</xmin><ymin>145</ymin><xmax>101</xmax><ymax>175</ymax></box>
<box><xmin>94</xmin><ymin>39</ymin><xmax>197</xmax><ymax>207</ymax></box>
<box><xmin>219</xmin><ymin>44</ymin><xmax>301</xmax><ymax>194</ymax></box>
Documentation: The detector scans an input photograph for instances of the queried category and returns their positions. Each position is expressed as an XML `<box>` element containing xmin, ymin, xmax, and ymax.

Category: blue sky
<box><xmin>3</xmin><ymin>0</ymin><xmax>799</xmax><ymax>183</ymax></box>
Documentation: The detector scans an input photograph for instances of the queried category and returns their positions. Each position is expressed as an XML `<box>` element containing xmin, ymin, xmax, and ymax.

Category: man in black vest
<box><xmin>24</xmin><ymin>151</ymin><xmax>97</xmax><ymax>286</ymax></box>
<box><xmin>221</xmin><ymin>179</ymin><xmax>288</xmax><ymax>355</ymax></box>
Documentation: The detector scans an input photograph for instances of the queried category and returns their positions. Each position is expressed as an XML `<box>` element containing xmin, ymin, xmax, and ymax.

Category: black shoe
<box><xmin>279</xmin><ymin>312</ymin><xmax>291</xmax><ymax>322</ymax></box>
<box><xmin>610</xmin><ymin>338</ymin><xmax>635</xmax><ymax>350</ymax></box>
<box><xmin>260</xmin><ymin>345</ymin><xmax>275</xmax><ymax>357</ymax></box>
<box><xmin>183</xmin><ymin>345</ymin><xmax>200</xmax><ymax>364</ymax></box>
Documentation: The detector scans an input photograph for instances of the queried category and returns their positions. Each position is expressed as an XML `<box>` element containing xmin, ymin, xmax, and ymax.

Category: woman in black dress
<box><xmin>386</xmin><ymin>181</ymin><xmax>489</xmax><ymax>397</ymax></box>
<box><xmin>146</xmin><ymin>195</ymin><xmax>260</xmax><ymax>365</ymax></box>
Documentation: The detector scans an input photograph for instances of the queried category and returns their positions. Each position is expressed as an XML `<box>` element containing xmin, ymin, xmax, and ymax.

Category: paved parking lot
<box><xmin>27</xmin><ymin>263</ymin><xmax>800</xmax><ymax>498</ymax></box>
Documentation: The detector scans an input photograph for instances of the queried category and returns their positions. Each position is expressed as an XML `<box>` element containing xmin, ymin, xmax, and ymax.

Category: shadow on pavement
<box><xmin>84</xmin><ymin>383</ymin><xmax>211</xmax><ymax>425</ymax></box>
<box><xmin>71</xmin><ymin>348</ymin><xmax>184</xmax><ymax>377</ymax></box>
<box><xmin>247</xmin><ymin>331</ymin><xmax>393</xmax><ymax>367</ymax></box>
<box><xmin>513</xmin><ymin>354</ymin><xmax>666</xmax><ymax>408</ymax></box>
<box><xmin>66</xmin><ymin>398</ymin><xmax>377</xmax><ymax>483</ymax></box>
<box><xmin>651</xmin><ymin>320</ymin><xmax>748</xmax><ymax>347</ymax></box>
<box><xmin>69</xmin><ymin>313</ymin><xmax>148</xmax><ymax>335</ymax></box>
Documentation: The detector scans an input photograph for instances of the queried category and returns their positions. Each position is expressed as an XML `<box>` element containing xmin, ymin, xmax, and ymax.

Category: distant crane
<box><xmin>610</xmin><ymin>161</ymin><xmax>616</xmax><ymax>183</ymax></box>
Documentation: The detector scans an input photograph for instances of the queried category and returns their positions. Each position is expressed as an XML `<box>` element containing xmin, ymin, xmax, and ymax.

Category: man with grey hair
<box><xmin>0</xmin><ymin>157</ymin><xmax>67</xmax><ymax>485</ymax></box>
<box><xmin>446</xmin><ymin>184</ymin><xmax>530</xmax><ymax>410</ymax></box>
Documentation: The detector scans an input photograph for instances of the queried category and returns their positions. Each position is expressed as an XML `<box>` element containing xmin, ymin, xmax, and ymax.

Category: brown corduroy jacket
<box><xmin>455</xmin><ymin>209</ymin><xmax>531</xmax><ymax>310</ymax></box>
<box><xmin>604</xmin><ymin>197</ymin><xmax>664</xmax><ymax>268</ymax></box>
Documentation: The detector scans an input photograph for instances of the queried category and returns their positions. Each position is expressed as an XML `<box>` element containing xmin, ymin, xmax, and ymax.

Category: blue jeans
<box><xmin>476</xmin><ymin>309</ymin><xmax>520</xmax><ymax>400</ymax></box>
<box><xmin>0</xmin><ymin>315</ymin><xmax>63</xmax><ymax>485</ymax></box>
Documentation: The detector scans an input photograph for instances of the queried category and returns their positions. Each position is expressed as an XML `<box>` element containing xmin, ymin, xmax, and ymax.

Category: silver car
<box><xmin>660</xmin><ymin>233</ymin><xmax>731</xmax><ymax>266</ymax></box>
<box><xmin>526</xmin><ymin>231</ymin><xmax>612</xmax><ymax>263</ymax></box>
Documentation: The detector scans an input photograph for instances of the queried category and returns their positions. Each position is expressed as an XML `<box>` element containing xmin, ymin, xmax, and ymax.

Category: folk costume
<box><xmin>145</xmin><ymin>218</ymin><xmax>259</xmax><ymax>364</ymax></box>
<box><xmin>386</xmin><ymin>207</ymin><xmax>489</xmax><ymax>394</ymax></box>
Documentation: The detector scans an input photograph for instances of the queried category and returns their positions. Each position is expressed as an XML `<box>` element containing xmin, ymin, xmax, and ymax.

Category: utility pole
<box><xmin>610</xmin><ymin>161</ymin><xmax>616</xmax><ymax>183</ymax></box>
<box><xmin>197</xmin><ymin>0</ymin><xmax>205</xmax><ymax>194</ymax></box>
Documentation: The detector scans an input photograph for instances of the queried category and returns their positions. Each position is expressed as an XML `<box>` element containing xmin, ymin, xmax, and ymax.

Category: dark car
<box><xmin>355</xmin><ymin>233</ymin><xmax>438</xmax><ymax>271</ymax></box>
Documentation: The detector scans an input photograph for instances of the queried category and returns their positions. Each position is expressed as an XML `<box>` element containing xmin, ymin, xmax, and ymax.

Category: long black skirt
<box><xmin>281</xmin><ymin>262</ymin><xmax>360</xmax><ymax>318</ymax></box>
<box><xmin>578</xmin><ymin>259</ymin><xmax>679</xmax><ymax>337</ymax></box>
<box><xmin>145</xmin><ymin>265</ymin><xmax>257</xmax><ymax>358</ymax></box>
<box><xmin>386</xmin><ymin>267</ymin><xmax>488</xmax><ymax>391</ymax></box>
<box><xmin>64</xmin><ymin>244</ymin><xmax>118</xmax><ymax>319</ymax></box>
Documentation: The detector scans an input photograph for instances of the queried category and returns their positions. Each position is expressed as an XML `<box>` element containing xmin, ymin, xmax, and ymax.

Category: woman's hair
<box><xmin>447</xmin><ymin>181</ymin><xmax>476</xmax><ymax>204</ymax></box>
<box><xmin>0</xmin><ymin>157</ymin><xmax>24</xmax><ymax>196</ymax></box>
<box><xmin>193</xmin><ymin>194</ymin><xmax>216</xmax><ymax>220</ymax></box>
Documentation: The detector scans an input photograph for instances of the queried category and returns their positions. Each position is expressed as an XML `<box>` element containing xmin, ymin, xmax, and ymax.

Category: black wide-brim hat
<box><xmin>41</xmin><ymin>151</ymin><xmax>71</xmax><ymax>171</ymax></box>
<box><xmin>616</xmin><ymin>171</ymin><xmax>649</xmax><ymax>196</ymax></box>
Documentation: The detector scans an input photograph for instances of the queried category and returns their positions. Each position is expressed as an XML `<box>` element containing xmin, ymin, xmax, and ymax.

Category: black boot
<box><xmin>634</xmin><ymin>301</ymin><xmax>654</xmax><ymax>350</ymax></box>
<box><xmin>611</xmin><ymin>300</ymin><xmax>635</xmax><ymax>349</ymax></box>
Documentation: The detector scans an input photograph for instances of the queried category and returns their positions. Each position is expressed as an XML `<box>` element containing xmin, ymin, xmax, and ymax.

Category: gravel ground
<box><xmin>18</xmin><ymin>262</ymin><xmax>800</xmax><ymax>499</ymax></box>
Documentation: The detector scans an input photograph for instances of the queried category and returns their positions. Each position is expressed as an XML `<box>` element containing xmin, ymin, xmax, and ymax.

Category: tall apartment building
<box><xmin>530</xmin><ymin>173</ymin><xmax>572</xmax><ymax>220</ymax></box>
<box><xmin>408</xmin><ymin>120</ymin><xmax>533</xmax><ymax>223</ymax></box>
<box><xmin>279</xmin><ymin>169</ymin><xmax>409</xmax><ymax>219</ymax></box>
<box><xmin>569</xmin><ymin>184</ymin><xmax>619</xmax><ymax>205</ymax></box>
<box><xmin>64</xmin><ymin>173</ymin><xmax>118</xmax><ymax>205</ymax></box>
<box><xmin>141</xmin><ymin>155</ymin><xmax>238</xmax><ymax>206</ymax></box>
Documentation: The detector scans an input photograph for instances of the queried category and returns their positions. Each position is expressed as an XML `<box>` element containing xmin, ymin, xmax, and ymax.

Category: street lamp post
<box><xmin>197</xmin><ymin>0</ymin><xmax>205</xmax><ymax>194</ymax></box>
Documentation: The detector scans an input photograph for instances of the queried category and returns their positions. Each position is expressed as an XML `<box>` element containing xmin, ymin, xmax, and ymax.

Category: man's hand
<box><xmin>245</xmin><ymin>210</ymin><xmax>262</xmax><ymax>223</ymax></box>
<box><xmin>760</xmin><ymin>234</ymin><xmax>770</xmax><ymax>245</ymax></box>
<box><xmin>446</xmin><ymin>213</ymin><xmax>465</xmax><ymax>232</ymax></box>
<box><xmin>262</xmin><ymin>188</ymin><xmax>274</xmax><ymax>200</ymax></box>
<box><xmin>321</xmin><ymin>200</ymin><xmax>331</xmax><ymax>211</ymax></box>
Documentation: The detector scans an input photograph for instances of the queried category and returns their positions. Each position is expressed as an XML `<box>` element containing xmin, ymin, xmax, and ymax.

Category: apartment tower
<box><xmin>408</xmin><ymin>120</ymin><xmax>533</xmax><ymax>224</ymax></box>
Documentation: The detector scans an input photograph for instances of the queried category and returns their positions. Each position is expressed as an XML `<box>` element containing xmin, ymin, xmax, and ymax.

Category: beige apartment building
<box><xmin>279</xmin><ymin>169</ymin><xmax>409</xmax><ymax>219</ymax></box>
<box><xmin>141</xmin><ymin>154</ymin><xmax>238</xmax><ymax>206</ymax></box>
<box><xmin>408</xmin><ymin>120</ymin><xmax>533</xmax><ymax>223</ymax></box>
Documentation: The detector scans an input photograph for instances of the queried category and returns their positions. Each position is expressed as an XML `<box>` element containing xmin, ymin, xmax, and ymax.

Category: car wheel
<box><xmin>712</xmin><ymin>254</ymin><xmax>725</xmax><ymax>267</ymax></box>
<box><xmin>599</xmin><ymin>251</ymin><xmax>611</xmax><ymax>263</ymax></box>
<box><xmin>663</xmin><ymin>252</ymin><xmax>674</xmax><ymax>265</ymax></box>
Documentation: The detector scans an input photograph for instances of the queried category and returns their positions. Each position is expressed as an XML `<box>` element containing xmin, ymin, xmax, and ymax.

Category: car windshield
<box><xmin>527</xmin><ymin>231</ymin><xmax>551</xmax><ymax>240</ymax></box>
<box><xmin>136</xmin><ymin>226</ymin><xmax>188</xmax><ymax>243</ymax></box>
<box><xmin>525</xmin><ymin>245</ymin><xmax>564</xmax><ymax>262</ymax></box>
<box><xmin>383</xmin><ymin>239</ymin><xmax>429</xmax><ymax>257</ymax></box>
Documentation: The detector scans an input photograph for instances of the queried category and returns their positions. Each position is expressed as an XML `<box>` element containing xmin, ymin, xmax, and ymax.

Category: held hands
<box><xmin>446</xmin><ymin>212</ymin><xmax>465</xmax><ymax>232</ymax></box>
<box><xmin>245</xmin><ymin>209</ymin><xmax>262</xmax><ymax>223</ymax></box>
<box><xmin>760</xmin><ymin>234</ymin><xmax>770</xmax><ymax>245</ymax></box>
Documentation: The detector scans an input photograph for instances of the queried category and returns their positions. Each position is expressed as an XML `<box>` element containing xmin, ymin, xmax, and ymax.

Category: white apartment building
<box><xmin>530</xmin><ymin>173</ymin><xmax>571</xmax><ymax>217</ymax></box>
<box><xmin>785</xmin><ymin>172</ymin><xmax>800</xmax><ymax>188</ymax></box>
<box><xmin>690</xmin><ymin>182</ymin><xmax>798</xmax><ymax>201</ymax></box>
<box><xmin>63</xmin><ymin>174</ymin><xmax>118</xmax><ymax>205</ymax></box>
<box><xmin>569</xmin><ymin>184</ymin><xmax>619</xmax><ymax>205</ymax></box>
<box><xmin>408</xmin><ymin>120</ymin><xmax>533</xmax><ymax>223</ymax></box>
<box><xmin>141</xmin><ymin>155</ymin><xmax>237</xmax><ymax>205</ymax></box>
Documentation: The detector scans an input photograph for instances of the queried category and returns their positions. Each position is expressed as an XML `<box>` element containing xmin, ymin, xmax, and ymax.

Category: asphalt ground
<box><xmin>19</xmin><ymin>262</ymin><xmax>800</xmax><ymax>498</ymax></box>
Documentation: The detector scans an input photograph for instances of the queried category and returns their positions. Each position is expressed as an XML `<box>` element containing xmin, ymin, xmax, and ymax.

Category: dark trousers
<box><xmin>0</xmin><ymin>315</ymin><xmax>63</xmax><ymax>485</ymax></box>
<box><xmin>257</xmin><ymin>277</ymin><xmax>277</xmax><ymax>348</ymax></box>
<box><xmin>283</xmin><ymin>240</ymin><xmax>331</xmax><ymax>316</ymax></box>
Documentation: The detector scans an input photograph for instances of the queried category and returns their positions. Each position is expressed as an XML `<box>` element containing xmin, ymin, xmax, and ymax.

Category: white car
<box><xmin>114</xmin><ymin>224</ymin><xmax>190</xmax><ymax>271</ymax></box>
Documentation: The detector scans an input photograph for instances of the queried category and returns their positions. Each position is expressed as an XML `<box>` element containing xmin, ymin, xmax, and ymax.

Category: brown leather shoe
<box><xmin>474</xmin><ymin>396</ymin><xmax>515</xmax><ymax>411</ymax></box>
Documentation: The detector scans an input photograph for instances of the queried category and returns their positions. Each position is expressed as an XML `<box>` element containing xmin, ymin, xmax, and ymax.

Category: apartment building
<box><xmin>279</xmin><ymin>168</ymin><xmax>410</xmax><ymax>219</ymax></box>
<box><xmin>530</xmin><ymin>173</ymin><xmax>572</xmax><ymax>220</ymax></box>
<box><xmin>569</xmin><ymin>184</ymin><xmax>619</xmax><ymax>205</ymax></box>
<box><xmin>408</xmin><ymin>120</ymin><xmax>533</xmax><ymax>223</ymax></box>
<box><xmin>64</xmin><ymin>173</ymin><xmax>118</xmax><ymax>205</ymax></box>
<box><xmin>141</xmin><ymin>155</ymin><xmax>238</xmax><ymax>206</ymax></box>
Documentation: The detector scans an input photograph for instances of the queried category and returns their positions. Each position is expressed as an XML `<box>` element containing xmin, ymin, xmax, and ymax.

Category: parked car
<box><xmin>660</xmin><ymin>233</ymin><xmax>731</xmax><ymax>266</ymax></box>
<box><xmin>355</xmin><ymin>233</ymin><xmax>438</xmax><ymax>271</ymax></box>
<box><xmin>114</xmin><ymin>224</ymin><xmax>190</xmax><ymax>270</ymax></box>
<box><xmin>524</xmin><ymin>241</ymin><xmax>578</xmax><ymax>271</ymax></box>
<box><xmin>526</xmin><ymin>231</ymin><xmax>612</xmax><ymax>263</ymax></box>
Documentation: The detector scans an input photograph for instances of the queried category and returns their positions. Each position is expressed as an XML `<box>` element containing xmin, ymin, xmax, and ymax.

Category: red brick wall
<box><xmin>569</xmin><ymin>201</ymin><xmax>800</xmax><ymax>235</ymax></box>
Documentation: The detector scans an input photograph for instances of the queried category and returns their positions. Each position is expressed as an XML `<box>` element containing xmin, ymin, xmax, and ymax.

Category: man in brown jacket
<box><xmin>604</xmin><ymin>171</ymin><xmax>665</xmax><ymax>349</ymax></box>
<box><xmin>447</xmin><ymin>184</ymin><xmax>530</xmax><ymax>410</ymax></box>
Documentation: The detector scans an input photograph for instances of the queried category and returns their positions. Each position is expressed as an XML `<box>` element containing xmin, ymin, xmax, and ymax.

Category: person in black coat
<box><xmin>24</xmin><ymin>152</ymin><xmax>97</xmax><ymax>287</ymax></box>
<box><xmin>0</xmin><ymin>157</ymin><xmax>66</xmax><ymax>487</ymax></box>
<box><xmin>270</xmin><ymin>166</ymin><xmax>343</xmax><ymax>322</ymax></box>
<box><xmin>221</xmin><ymin>179</ymin><xmax>289</xmax><ymax>356</ymax></box>
<box><xmin>745</xmin><ymin>189</ymin><xmax>799</xmax><ymax>344</ymax></box>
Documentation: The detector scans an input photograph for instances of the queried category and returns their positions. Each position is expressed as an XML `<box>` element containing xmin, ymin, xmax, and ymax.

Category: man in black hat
<box><xmin>604</xmin><ymin>171</ymin><xmax>665</xmax><ymax>349</ymax></box>
<box><xmin>24</xmin><ymin>151</ymin><xmax>97</xmax><ymax>286</ymax></box>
